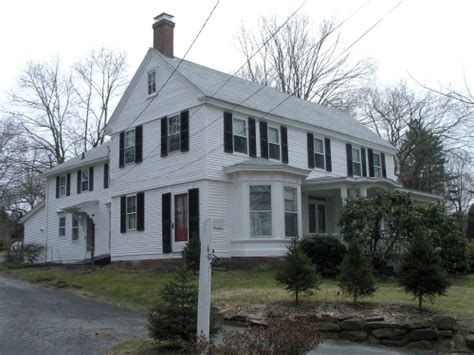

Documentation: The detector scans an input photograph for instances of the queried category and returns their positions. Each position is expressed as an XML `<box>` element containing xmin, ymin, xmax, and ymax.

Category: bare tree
<box><xmin>6</xmin><ymin>58</ymin><xmax>78</xmax><ymax>164</ymax></box>
<box><xmin>237</xmin><ymin>16</ymin><xmax>375</xmax><ymax>110</ymax></box>
<box><xmin>73</xmin><ymin>47</ymin><xmax>128</xmax><ymax>150</ymax></box>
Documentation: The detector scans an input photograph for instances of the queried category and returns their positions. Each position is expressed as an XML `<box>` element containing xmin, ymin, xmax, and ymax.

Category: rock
<box><xmin>222</xmin><ymin>310</ymin><xmax>250</xmax><ymax>323</ymax></box>
<box><xmin>409</xmin><ymin>340</ymin><xmax>435</xmax><ymax>350</ymax></box>
<box><xmin>439</xmin><ymin>330</ymin><xmax>453</xmax><ymax>338</ymax></box>
<box><xmin>438</xmin><ymin>334</ymin><xmax>470</xmax><ymax>353</ymax></box>
<box><xmin>340</xmin><ymin>330</ymin><xmax>368</xmax><ymax>342</ymax></box>
<box><xmin>319</xmin><ymin>323</ymin><xmax>341</xmax><ymax>332</ymax></box>
<box><xmin>249</xmin><ymin>319</ymin><xmax>268</xmax><ymax>328</ymax></box>
<box><xmin>365</xmin><ymin>321</ymin><xmax>404</xmax><ymax>330</ymax></box>
<box><xmin>434</xmin><ymin>315</ymin><xmax>457</xmax><ymax>330</ymax></box>
<box><xmin>372</xmin><ymin>328</ymin><xmax>407</xmax><ymax>339</ymax></box>
<box><xmin>408</xmin><ymin>328</ymin><xmax>439</xmax><ymax>341</ymax></box>
<box><xmin>404</xmin><ymin>318</ymin><xmax>434</xmax><ymax>329</ymax></box>
<box><xmin>340</xmin><ymin>319</ymin><xmax>365</xmax><ymax>331</ymax></box>
<box><xmin>466</xmin><ymin>334</ymin><xmax>474</xmax><ymax>349</ymax></box>
<box><xmin>366</xmin><ymin>316</ymin><xmax>384</xmax><ymax>322</ymax></box>
<box><xmin>380</xmin><ymin>339</ymin><xmax>408</xmax><ymax>347</ymax></box>
<box><xmin>337</xmin><ymin>315</ymin><xmax>353</xmax><ymax>321</ymax></box>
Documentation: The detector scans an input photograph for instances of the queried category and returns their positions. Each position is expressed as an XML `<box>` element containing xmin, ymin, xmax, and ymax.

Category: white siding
<box><xmin>23</xmin><ymin>206</ymin><xmax>46</xmax><ymax>247</ymax></box>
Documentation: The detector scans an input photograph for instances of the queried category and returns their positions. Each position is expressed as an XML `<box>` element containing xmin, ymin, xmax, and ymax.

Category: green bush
<box><xmin>147</xmin><ymin>264</ymin><xmax>219</xmax><ymax>342</ymax></box>
<box><xmin>181</xmin><ymin>236</ymin><xmax>201</xmax><ymax>274</ymax></box>
<box><xmin>300</xmin><ymin>235</ymin><xmax>346</xmax><ymax>275</ymax></box>
<box><xmin>468</xmin><ymin>243</ymin><xmax>474</xmax><ymax>272</ymax></box>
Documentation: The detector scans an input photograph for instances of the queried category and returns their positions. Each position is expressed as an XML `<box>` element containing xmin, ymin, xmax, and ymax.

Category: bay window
<box><xmin>284</xmin><ymin>187</ymin><xmax>298</xmax><ymax>237</ymax></box>
<box><xmin>250</xmin><ymin>185</ymin><xmax>272</xmax><ymax>236</ymax></box>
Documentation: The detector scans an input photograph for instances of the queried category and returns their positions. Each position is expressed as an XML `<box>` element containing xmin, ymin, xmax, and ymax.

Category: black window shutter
<box><xmin>223</xmin><ymin>112</ymin><xmax>233</xmax><ymax>153</ymax></box>
<box><xmin>120</xmin><ymin>196</ymin><xmax>126</xmax><ymax>233</ymax></box>
<box><xmin>361</xmin><ymin>148</ymin><xmax>367</xmax><ymax>177</ymax></box>
<box><xmin>307</xmin><ymin>133</ymin><xmax>315</xmax><ymax>168</ymax></box>
<box><xmin>188</xmin><ymin>188</ymin><xmax>200</xmax><ymax>240</ymax></box>
<box><xmin>77</xmin><ymin>170</ymin><xmax>82</xmax><ymax>194</ymax></box>
<box><xmin>324</xmin><ymin>138</ymin><xmax>332</xmax><ymax>172</ymax></box>
<box><xmin>89</xmin><ymin>166</ymin><xmax>94</xmax><ymax>191</ymax></box>
<box><xmin>180</xmin><ymin>111</ymin><xmax>189</xmax><ymax>152</ymax></box>
<box><xmin>135</xmin><ymin>125</ymin><xmax>143</xmax><ymax>163</ymax></box>
<box><xmin>346</xmin><ymin>144</ymin><xmax>353</xmax><ymax>177</ymax></box>
<box><xmin>66</xmin><ymin>173</ymin><xmax>71</xmax><ymax>196</ymax></box>
<box><xmin>368</xmin><ymin>149</ymin><xmax>375</xmax><ymax>177</ymax></box>
<box><xmin>281</xmin><ymin>126</ymin><xmax>288</xmax><ymax>164</ymax></box>
<box><xmin>162</xmin><ymin>193</ymin><xmax>172</xmax><ymax>253</ymax></box>
<box><xmin>137</xmin><ymin>192</ymin><xmax>145</xmax><ymax>231</ymax></box>
<box><xmin>119</xmin><ymin>132</ymin><xmax>125</xmax><ymax>168</ymax></box>
<box><xmin>260</xmin><ymin>121</ymin><xmax>268</xmax><ymax>159</ymax></box>
<box><xmin>161</xmin><ymin>117</ymin><xmax>168</xmax><ymax>157</ymax></box>
<box><xmin>103</xmin><ymin>163</ymin><xmax>109</xmax><ymax>189</ymax></box>
<box><xmin>248</xmin><ymin>117</ymin><xmax>256</xmax><ymax>158</ymax></box>
<box><xmin>381</xmin><ymin>153</ymin><xmax>387</xmax><ymax>178</ymax></box>
<box><xmin>56</xmin><ymin>176</ymin><xmax>60</xmax><ymax>198</ymax></box>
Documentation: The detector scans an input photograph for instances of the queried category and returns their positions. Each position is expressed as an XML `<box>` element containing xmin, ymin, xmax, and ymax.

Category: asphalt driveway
<box><xmin>0</xmin><ymin>273</ymin><xmax>147</xmax><ymax>355</ymax></box>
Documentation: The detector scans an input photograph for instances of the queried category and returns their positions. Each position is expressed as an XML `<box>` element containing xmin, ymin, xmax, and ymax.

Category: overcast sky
<box><xmin>1</xmin><ymin>0</ymin><xmax>473</xmax><ymax>104</ymax></box>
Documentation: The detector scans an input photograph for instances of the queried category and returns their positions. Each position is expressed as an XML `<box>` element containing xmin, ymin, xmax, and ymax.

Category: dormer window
<box><xmin>268</xmin><ymin>126</ymin><xmax>280</xmax><ymax>160</ymax></box>
<box><xmin>233</xmin><ymin>118</ymin><xmax>247</xmax><ymax>154</ymax></box>
<box><xmin>124</xmin><ymin>129</ymin><xmax>136</xmax><ymax>164</ymax></box>
<box><xmin>147</xmin><ymin>69</ymin><xmax>157</xmax><ymax>95</ymax></box>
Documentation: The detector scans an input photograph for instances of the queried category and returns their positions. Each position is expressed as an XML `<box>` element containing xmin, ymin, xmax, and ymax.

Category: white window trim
<box><xmin>126</xmin><ymin>194</ymin><xmax>137</xmax><ymax>231</ymax></box>
<box><xmin>59</xmin><ymin>175</ymin><xmax>67</xmax><ymax>197</ymax></box>
<box><xmin>232</xmin><ymin>117</ymin><xmax>248</xmax><ymax>155</ymax></box>
<box><xmin>352</xmin><ymin>147</ymin><xmax>362</xmax><ymax>177</ymax></box>
<box><xmin>147</xmin><ymin>68</ymin><xmax>157</xmax><ymax>97</ymax></box>
<box><xmin>373</xmin><ymin>151</ymin><xmax>382</xmax><ymax>177</ymax></box>
<box><xmin>267</xmin><ymin>125</ymin><xmax>281</xmax><ymax>161</ymax></box>
<box><xmin>314</xmin><ymin>136</ymin><xmax>325</xmax><ymax>170</ymax></box>
<box><xmin>284</xmin><ymin>186</ymin><xmax>298</xmax><ymax>237</ymax></box>
<box><xmin>72</xmin><ymin>215</ymin><xmax>79</xmax><ymax>241</ymax></box>
<box><xmin>167</xmin><ymin>114</ymin><xmax>181</xmax><ymax>153</ymax></box>
<box><xmin>249</xmin><ymin>184</ymin><xmax>273</xmax><ymax>238</ymax></box>
<box><xmin>59</xmin><ymin>215</ymin><xmax>66</xmax><ymax>238</ymax></box>
<box><xmin>124</xmin><ymin>129</ymin><xmax>136</xmax><ymax>165</ymax></box>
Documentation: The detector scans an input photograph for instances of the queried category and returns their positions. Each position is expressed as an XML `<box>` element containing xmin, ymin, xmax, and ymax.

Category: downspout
<box><xmin>44</xmin><ymin>176</ymin><xmax>50</xmax><ymax>262</ymax></box>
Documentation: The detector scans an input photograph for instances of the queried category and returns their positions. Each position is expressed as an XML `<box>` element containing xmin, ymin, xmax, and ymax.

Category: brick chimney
<box><xmin>153</xmin><ymin>13</ymin><xmax>175</xmax><ymax>57</ymax></box>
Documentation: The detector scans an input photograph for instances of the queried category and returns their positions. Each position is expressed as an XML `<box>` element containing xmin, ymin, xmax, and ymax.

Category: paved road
<box><xmin>0</xmin><ymin>274</ymin><xmax>147</xmax><ymax>355</ymax></box>
<box><xmin>311</xmin><ymin>340</ymin><xmax>433</xmax><ymax>355</ymax></box>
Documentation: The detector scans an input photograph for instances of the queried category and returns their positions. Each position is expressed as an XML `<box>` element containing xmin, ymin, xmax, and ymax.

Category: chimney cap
<box><xmin>154</xmin><ymin>13</ymin><xmax>174</xmax><ymax>24</ymax></box>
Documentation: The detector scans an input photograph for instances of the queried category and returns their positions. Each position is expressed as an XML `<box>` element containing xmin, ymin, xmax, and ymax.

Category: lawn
<box><xmin>3</xmin><ymin>264</ymin><xmax>473</xmax><ymax>325</ymax></box>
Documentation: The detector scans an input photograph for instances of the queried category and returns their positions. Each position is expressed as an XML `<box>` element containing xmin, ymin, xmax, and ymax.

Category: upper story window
<box><xmin>59</xmin><ymin>216</ymin><xmax>66</xmax><ymax>237</ymax></box>
<box><xmin>352</xmin><ymin>148</ymin><xmax>362</xmax><ymax>177</ymax></box>
<box><xmin>168</xmin><ymin>114</ymin><xmax>181</xmax><ymax>152</ymax></box>
<box><xmin>373</xmin><ymin>152</ymin><xmax>382</xmax><ymax>177</ymax></box>
<box><xmin>250</xmin><ymin>185</ymin><xmax>272</xmax><ymax>237</ymax></box>
<box><xmin>58</xmin><ymin>175</ymin><xmax>67</xmax><ymax>197</ymax></box>
<box><xmin>81</xmin><ymin>169</ymin><xmax>90</xmax><ymax>192</ymax></box>
<box><xmin>126</xmin><ymin>195</ymin><xmax>137</xmax><ymax>231</ymax></box>
<box><xmin>124</xmin><ymin>129</ymin><xmax>136</xmax><ymax>164</ymax></box>
<box><xmin>284</xmin><ymin>187</ymin><xmax>298</xmax><ymax>237</ymax></box>
<box><xmin>268</xmin><ymin>127</ymin><xmax>280</xmax><ymax>160</ymax></box>
<box><xmin>233</xmin><ymin>118</ymin><xmax>247</xmax><ymax>154</ymax></box>
<box><xmin>147</xmin><ymin>69</ymin><xmax>157</xmax><ymax>96</ymax></box>
<box><xmin>314</xmin><ymin>138</ymin><xmax>325</xmax><ymax>169</ymax></box>
<box><xmin>72</xmin><ymin>215</ymin><xmax>79</xmax><ymax>241</ymax></box>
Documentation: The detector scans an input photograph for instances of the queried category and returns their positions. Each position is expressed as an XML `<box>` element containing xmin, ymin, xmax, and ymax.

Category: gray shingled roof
<box><xmin>159</xmin><ymin>51</ymin><xmax>394</xmax><ymax>149</ymax></box>
<box><xmin>43</xmin><ymin>141</ymin><xmax>110</xmax><ymax>177</ymax></box>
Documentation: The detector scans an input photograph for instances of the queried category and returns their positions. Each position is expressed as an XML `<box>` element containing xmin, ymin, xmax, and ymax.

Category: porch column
<box><xmin>360</xmin><ymin>186</ymin><xmax>368</xmax><ymax>197</ymax></box>
<box><xmin>340</xmin><ymin>186</ymin><xmax>348</xmax><ymax>205</ymax></box>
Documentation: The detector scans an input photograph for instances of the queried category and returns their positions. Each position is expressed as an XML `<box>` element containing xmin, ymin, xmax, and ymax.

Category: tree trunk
<box><xmin>295</xmin><ymin>290</ymin><xmax>299</xmax><ymax>305</ymax></box>
<box><xmin>418</xmin><ymin>295</ymin><xmax>423</xmax><ymax>310</ymax></box>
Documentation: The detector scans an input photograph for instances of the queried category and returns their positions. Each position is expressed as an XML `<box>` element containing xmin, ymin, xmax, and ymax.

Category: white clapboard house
<box><xmin>21</xmin><ymin>13</ymin><xmax>440</xmax><ymax>263</ymax></box>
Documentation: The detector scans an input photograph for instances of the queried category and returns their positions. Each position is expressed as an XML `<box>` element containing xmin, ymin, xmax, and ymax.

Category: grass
<box><xmin>2</xmin><ymin>264</ymin><xmax>474</xmax><ymax>325</ymax></box>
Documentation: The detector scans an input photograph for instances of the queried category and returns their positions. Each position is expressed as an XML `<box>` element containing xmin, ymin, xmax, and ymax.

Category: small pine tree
<box><xmin>275</xmin><ymin>238</ymin><xmax>320</xmax><ymax>305</ymax></box>
<box><xmin>182</xmin><ymin>235</ymin><xmax>201</xmax><ymax>274</ymax></box>
<box><xmin>398</xmin><ymin>231</ymin><xmax>450</xmax><ymax>310</ymax></box>
<box><xmin>148</xmin><ymin>264</ymin><xmax>219</xmax><ymax>342</ymax></box>
<box><xmin>338</xmin><ymin>239</ymin><xmax>376</xmax><ymax>303</ymax></box>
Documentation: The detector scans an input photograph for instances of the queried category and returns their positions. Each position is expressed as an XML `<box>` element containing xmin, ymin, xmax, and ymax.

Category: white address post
<box><xmin>197</xmin><ymin>218</ymin><xmax>213</xmax><ymax>340</ymax></box>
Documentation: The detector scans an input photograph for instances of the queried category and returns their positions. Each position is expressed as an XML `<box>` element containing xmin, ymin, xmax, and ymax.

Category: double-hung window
<box><xmin>124</xmin><ymin>129</ymin><xmax>136</xmax><ymax>164</ymax></box>
<box><xmin>81</xmin><ymin>169</ymin><xmax>89</xmax><ymax>192</ymax></box>
<box><xmin>72</xmin><ymin>215</ymin><xmax>79</xmax><ymax>241</ymax></box>
<box><xmin>59</xmin><ymin>216</ymin><xmax>66</xmax><ymax>237</ymax></box>
<box><xmin>233</xmin><ymin>118</ymin><xmax>247</xmax><ymax>154</ymax></box>
<box><xmin>314</xmin><ymin>138</ymin><xmax>325</xmax><ymax>169</ymax></box>
<box><xmin>126</xmin><ymin>195</ymin><xmax>137</xmax><ymax>230</ymax></box>
<box><xmin>284</xmin><ymin>187</ymin><xmax>298</xmax><ymax>237</ymax></box>
<box><xmin>147</xmin><ymin>69</ymin><xmax>157</xmax><ymax>96</ymax></box>
<box><xmin>174</xmin><ymin>194</ymin><xmax>188</xmax><ymax>242</ymax></box>
<box><xmin>59</xmin><ymin>175</ymin><xmax>67</xmax><ymax>197</ymax></box>
<box><xmin>268</xmin><ymin>127</ymin><xmax>280</xmax><ymax>160</ymax></box>
<box><xmin>352</xmin><ymin>148</ymin><xmax>362</xmax><ymax>177</ymax></box>
<box><xmin>250</xmin><ymin>185</ymin><xmax>272</xmax><ymax>237</ymax></box>
<box><xmin>373</xmin><ymin>152</ymin><xmax>382</xmax><ymax>177</ymax></box>
<box><xmin>168</xmin><ymin>114</ymin><xmax>181</xmax><ymax>152</ymax></box>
